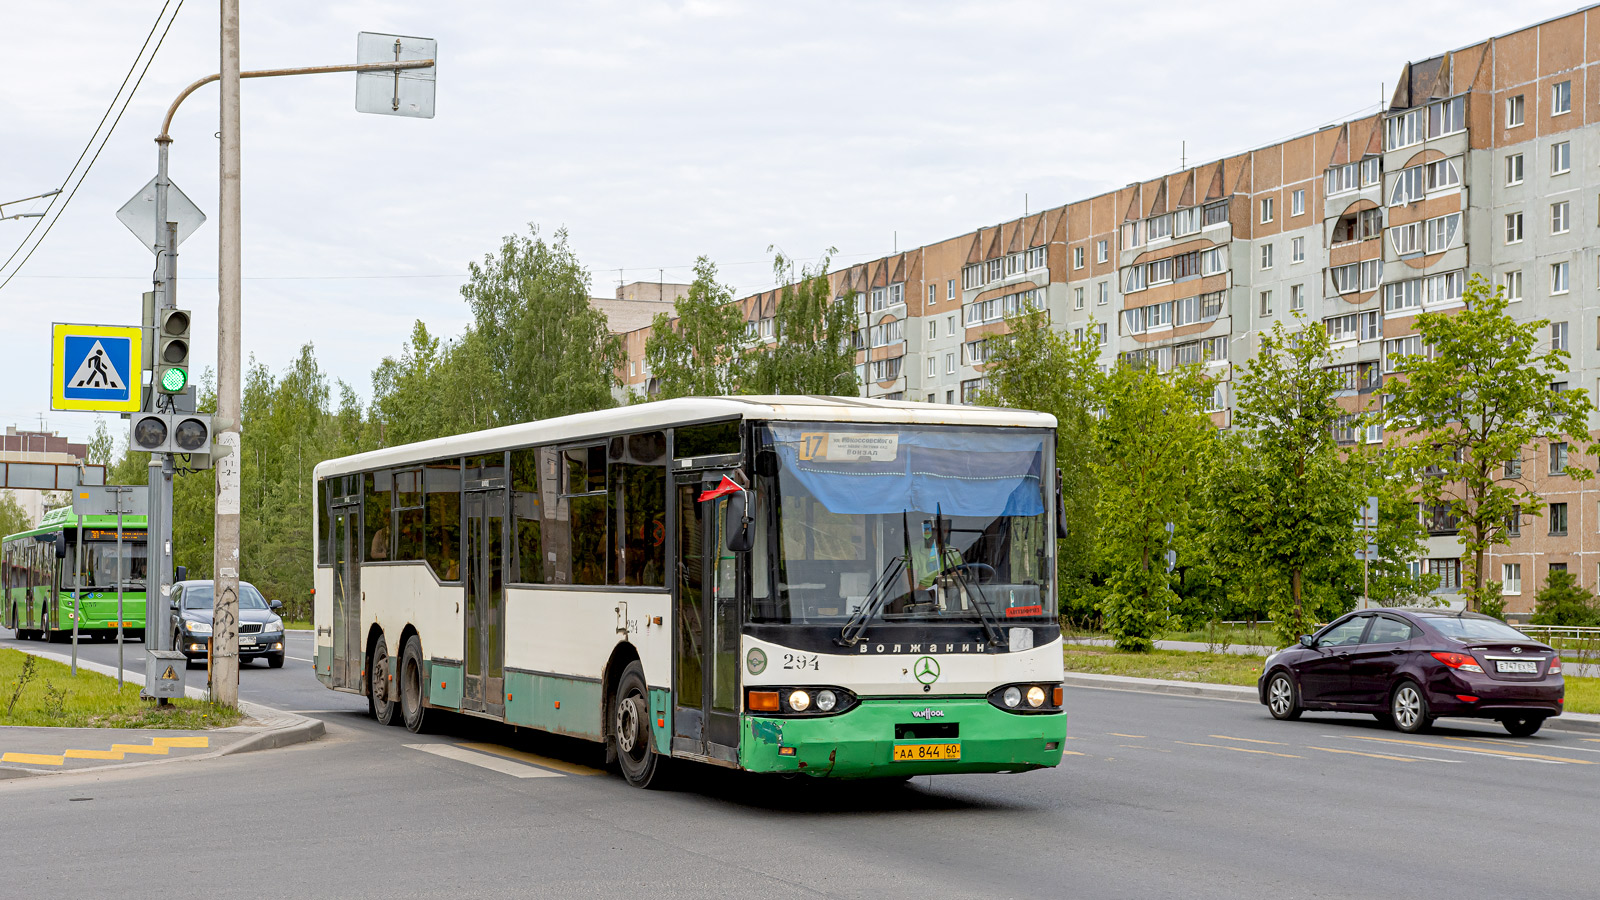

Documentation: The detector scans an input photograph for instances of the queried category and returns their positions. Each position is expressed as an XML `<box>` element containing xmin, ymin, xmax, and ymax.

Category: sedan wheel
<box><xmin>1391</xmin><ymin>682</ymin><xmax>1431</xmax><ymax>734</ymax></box>
<box><xmin>1266</xmin><ymin>672</ymin><xmax>1302</xmax><ymax>721</ymax></box>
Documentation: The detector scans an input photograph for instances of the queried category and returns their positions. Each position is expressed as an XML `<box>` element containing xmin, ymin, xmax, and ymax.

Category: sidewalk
<box><xmin>1</xmin><ymin>644</ymin><xmax>324</xmax><ymax>780</ymax></box>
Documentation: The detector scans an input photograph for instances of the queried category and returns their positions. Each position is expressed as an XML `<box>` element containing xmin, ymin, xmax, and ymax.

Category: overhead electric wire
<box><xmin>0</xmin><ymin>0</ymin><xmax>185</xmax><ymax>294</ymax></box>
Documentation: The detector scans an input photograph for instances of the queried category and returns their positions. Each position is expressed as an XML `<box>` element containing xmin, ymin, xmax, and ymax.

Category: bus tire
<box><xmin>399</xmin><ymin>634</ymin><xmax>429</xmax><ymax>734</ymax></box>
<box><xmin>368</xmin><ymin>633</ymin><xmax>399</xmax><ymax>726</ymax></box>
<box><xmin>612</xmin><ymin>661</ymin><xmax>663</xmax><ymax>789</ymax></box>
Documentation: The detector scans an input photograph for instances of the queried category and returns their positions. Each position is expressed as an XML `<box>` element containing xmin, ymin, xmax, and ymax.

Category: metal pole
<box><xmin>116</xmin><ymin>495</ymin><xmax>125</xmax><ymax>687</ymax></box>
<box><xmin>212</xmin><ymin>0</ymin><xmax>242</xmax><ymax>707</ymax></box>
<box><xmin>70</xmin><ymin>507</ymin><xmax>80</xmax><ymax>676</ymax></box>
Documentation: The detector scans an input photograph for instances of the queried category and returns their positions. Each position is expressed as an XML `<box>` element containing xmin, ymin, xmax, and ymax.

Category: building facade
<box><xmin>616</xmin><ymin>7</ymin><xmax>1600</xmax><ymax>616</ymax></box>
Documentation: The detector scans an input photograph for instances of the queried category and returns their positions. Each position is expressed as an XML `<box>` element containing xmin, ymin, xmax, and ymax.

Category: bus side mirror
<box><xmin>54</xmin><ymin>532</ymin><xmax>68</xmax><ymax>559</ymax></box>
<box><xmin>1054</xmin><ymin>469</ymin><xmax>1069</xmax><ymax>540</ymax></box>
<box><xmin>724</xmin><ymin>492</ymin><xmax>753</xmax><ymax>553</ymax></box>
<box><xmin>175</xmin><ymin>565</ymin><xmax>187</xmax><ymax>583</ymax></box>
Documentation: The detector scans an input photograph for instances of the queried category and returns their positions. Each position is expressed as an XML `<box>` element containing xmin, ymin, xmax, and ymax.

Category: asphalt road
<box><xmin>5</xmin><ymin>630</ymin><xmax>1599</xmax><ymax>899</ymax></box>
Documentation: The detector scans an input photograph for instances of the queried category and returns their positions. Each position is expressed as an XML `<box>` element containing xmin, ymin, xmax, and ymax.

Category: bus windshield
<box><xmin>751</xmin><ymin>422</ymin><xmax>1052</xmax><ymax>625</ymax></box>
<box><xmin>78</xmin><ymin>540</ymin><xmax>148</xmax><ymax>590</ymax></box>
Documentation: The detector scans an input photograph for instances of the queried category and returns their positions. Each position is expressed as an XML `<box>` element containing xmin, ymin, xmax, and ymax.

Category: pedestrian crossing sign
<box><xmin>51</xmin><ymin>323</ymin><xmax>142</xmax><ymax>412</ymax></box>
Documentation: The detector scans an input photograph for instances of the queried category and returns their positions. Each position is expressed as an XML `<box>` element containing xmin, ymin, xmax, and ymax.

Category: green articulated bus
<box><xmin>2</xmin><ymin>505</ymin><xmax>149</xmax><ymax>642</ymax></box>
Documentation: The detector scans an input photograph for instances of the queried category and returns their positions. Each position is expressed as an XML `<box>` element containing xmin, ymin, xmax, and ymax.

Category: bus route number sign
<box><xmin>797</xmin><ymin>432</ymin><xmax>898</xmax><ymax>463</ymax></box>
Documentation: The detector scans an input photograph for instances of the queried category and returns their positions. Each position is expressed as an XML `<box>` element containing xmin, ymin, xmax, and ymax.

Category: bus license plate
<box><xmin>893</xmin><ymin>743</ymin><xmax>960</xmax><ymax>762</ymax></box>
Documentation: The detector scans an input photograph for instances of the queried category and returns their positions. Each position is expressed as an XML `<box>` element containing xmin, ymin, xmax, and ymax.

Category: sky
<box><xmin>0</xmin><ymin>0</ymin><xmax>1585</xmax><ymax>446</ymax></box>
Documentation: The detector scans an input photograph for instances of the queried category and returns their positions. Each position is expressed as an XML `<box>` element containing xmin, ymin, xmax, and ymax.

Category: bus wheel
<box><xmin>613</xmin><ymin>661</ymin><xmax>662</xmax><ymax>788</ymax></box>
<box><xmin>399</xmin><ymin>635</ymin><xmax>429</xmax><ymax>734</ymax></box>
<box><xmin>369</xmin><ymin>634</ymin><xmax>399</xmax><ymax>726</ymax></box>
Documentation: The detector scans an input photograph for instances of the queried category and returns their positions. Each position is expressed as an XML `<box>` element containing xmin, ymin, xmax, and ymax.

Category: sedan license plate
<box><xmin>240</xmin><ymin>636</ymin><xmax>256</xmax><ymax>646</ymax></box>
<box><xmin>893</xmin><ymin>743</ymin><xmax>960</xmax><ymax>762</ymax></box>
<box><xmin>1496</xmin><ymin>660</ymin><xmax>1538</xmax><ymax>674</ymax></box>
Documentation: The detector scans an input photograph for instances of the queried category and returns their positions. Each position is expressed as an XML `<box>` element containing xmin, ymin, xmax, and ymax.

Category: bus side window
<box><xmin>394</xmin><ymin>469</ymin><xmax>425</xmax><ymax>563</ymax></box>
<box><xmin>563</xmin><ymin>446</ymin><xmax>607</xmax><ymax>585</ymax></box>
<box><xmin>317</xmin><ymin>478</ymin><xmax>331</xmax><ymax>566</ymax></box>
<box><xmin>364</xmin><ymin>471</ymin><xmax>392</xmax><ymax>562</ymax></box>
<box><xmin>424</xmin><ymin>460</ymin><xmax>461</xmax><ymax>582</ymax></box>
<box><xmin>510</xmin><ymin>447</ymin><xmax>543</xmax><ymax>584</ymax></box>
<box><xmin>608</xmin><ymin>432</ymin><xmax>666</xmax><ymax>588</ymax></box>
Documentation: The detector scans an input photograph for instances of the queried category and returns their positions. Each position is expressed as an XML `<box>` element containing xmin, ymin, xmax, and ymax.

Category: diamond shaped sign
<box><xmin>116</xmin><ymin>176</ymin><xmax>206</xmax><ymax>253</ymax></box>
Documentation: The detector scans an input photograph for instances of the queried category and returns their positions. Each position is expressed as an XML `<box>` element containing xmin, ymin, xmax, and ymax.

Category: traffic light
<box><xmin>156</xmin><ymin>308</ymin><xmax>191</xmax><ymax>394</ymax></box>
<box><xmin>130</xmin><ymin>412</ymin><xmax>212</xmax><ymax>460</ymax></box>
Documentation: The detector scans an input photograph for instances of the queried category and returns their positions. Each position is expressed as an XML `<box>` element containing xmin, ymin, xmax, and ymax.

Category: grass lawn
<box><xmin>1564</xmin><ymin>676</ymin><xmax>1600</xmax><ymax>715</ymax></box>
<box><xmin>0</xmin><ymin>648</ymin><xmax>242</xmax><ymax>729</ymax></box>
<box><xmin>282</xmin><ymin>619</ymin><xmax>311</xmax><ymax>631</ymax></box>
<box><xmin>1062</xmin><ymin>645</ymin><xmax>1266</xmax><ymax>687</ymax></box>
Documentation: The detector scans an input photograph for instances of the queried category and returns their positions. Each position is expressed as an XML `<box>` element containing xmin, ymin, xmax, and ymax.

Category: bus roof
<box><xmin>3</xmin><ymin>507</ymin><xmax>150</xmax><ymax>544</ymax></box>
<box><xmin>315</xmin><ymin>395</ymin><xmax>1056</xmax><ymax>479</ymax></box>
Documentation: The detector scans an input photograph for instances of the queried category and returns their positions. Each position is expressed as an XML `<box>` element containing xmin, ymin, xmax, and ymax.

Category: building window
<box><xmin>1429</xmin><ymin>558</ymin><xmax>1461</xmax><ymax>591</ymax></box>
<box><xmin>961</xmin><ymin>264</ymin><xmax>984</xmax><ymax>291</ymax></box>
<box><xmin>943</xmin><ymin>315</ymin><xmax>954</xmax><ymax>337</ymax></box>
<box><xmin>1097</xmin><ymin>323</ymin><xmax>1108</xmax><ymax>344</ymax></box>
<box><xmin>1260</xmin><ymin>244</ymin><xmax>1274</xmax><ymax>270</ymax></box>
<box><xmin>1260</xmin><ymin>197</ymin><xmax>1274</xmax><ymax>223</ymax></box>
<box><xmin>1505</xmin><ymin>212</ymin><xmax>1523</xmax><ymax>244</ymax></box>
<box><xmin>1097</xmin><ymin>282</ymin><xmax>1108</xmax><ymax>305</ymax></box>
<box><xmin>1074</xmin><ymin>287</ymin><xmax>1084</xmax><ymax>310</ymax></box>
<box><xmin>928</xmin><ymin>284</ymin><xmax>936</xmax><ymax>305</ymax></box>
<box><xmin>945</xmin><ymin>352</ymin><xmax>955</xmax><ymax>374</ymax></box>
<box><xmin>1073</xmin><ymin>246</ymin><xmax>1085</xmax><ymax>269</ymax></box>
<box><xmin>1553</xmin><ymin>80</ymin><xmax>1572</xmax><ymax>116</ymax></box>
<box><xmin>1147</xmin><ymin>214</ymin><xmax>1172</xmax><ymax>242</ymax></box>
<box><xmin>1391</xmin><ymin>221</ymin><xmax>1423</xmax><ymax>255</ymax></box>
<box><xmin>1426</xmin><ymin>213</ymin><xmax>1460</xmax><ymax>253</ymax></box>
<box><xmin>1426</xmin><ymin>158</ymin><xmax>1461</xmax><ymax>191</ymax></box>
<box><xmin>1502</xmin><ymin>563</ymin><xmax>1521</xmax><ymax>596</ymax></box>
<box><xmin>1200</xmin><ymin>247</ymin><xmax>1226</xmax><ymax>276</ymax></box>
<box><xmin>1026</xmin><ymin>247</ymin><xmax>1046</xmax><ymax>270</ymax></box>
<box><xmin>871</xmin><ymin>287</ymin><xmax>887</xmax><ymax>311</ymax></box>
<box><xmin>1291</xmin><ymin>237</ymin><xmax>1304</xmax><ymax>263</ymax></box>
<box><xmin>928</xmin><ymin>320</ymin><xmax>937</xmax><ymax>340</ymax></box>
<box><xmin>1553</xmin><ymin>141</ymin><xmax>1571</xmax><ymax>175</ymax></box>
<box><xmin>1175</xmin><ymin>207</ymin><xmax>1201</xmax><ymax>236</ymax></box>
<box><xmin>1506</xmin><ymin>153</ymin><xmax>1524</xmax><ymax>186</ymax></box>
<box><xmin>1550</xmin><ymin>502</ymin><xmax>1569</xmax><ymax>536</ymax></box>
<box><xmin>1390</xmin><ymin>166</ymin><xmax>1425</xmax><ymax>206</ymax></box>
<box><xmin>1507</xmin><ymin>94</ymin><xmax>1525</xmax><ymax>127</ymax></box>
<box><xmin>1292</xmin><ymin>189</ymin><xmax>1305</xmax><ymax>216</ymax></box>
<box><xmin>1553</xmin><ymin>321</ymin><xmax>1569</xmax><ymax>351</ymax></box>
<box><xmin>1503</xmin><ymin>269</ymin><xmax>1522</xmax><ymax>302</ymax></box>
<box><xmin>1203</xmin><ymin>201</ymin><xmax>1229</xmax><ymax>227</ymax></box>
<box><xmin>1550</xmin><ymin>441</ymin><xmax>1569</xmax><ymax>475</ymax></box>
<box><xmin>1552</xmin><ymin>201</ymin><xmax>1570</xmax><ymax>235</ymax></box>
<box><xmin>1290</xmin><ymin>284</ymin><xmax>1304</xmax><ymax>311</ymax></box>
<box><xmin>1552</xmin><ymin>261</ymin><xmax>1570</xmax><ymax>295</ymax></box>
<box><xmin>1097</xmin><ymin>239</ymin><xmax>1109</xmax><ymax>263</ymax></box>
<box><xmin>945</xmin><ymin>390</ymin><xmax>954</xmax><ymax>404</ymax></box>
<box><xmin>1259</xmin><ymin>290</ymin><xmax>1273</xmax><ymax>316</ymax></box>
<box><xmin>927</xmin><ymin>356</ymin><xmax>936</xmax><ymax>378</ymax></box>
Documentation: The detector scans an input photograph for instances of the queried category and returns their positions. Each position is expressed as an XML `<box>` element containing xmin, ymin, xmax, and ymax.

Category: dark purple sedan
<box><xmin>1258</xmin><ymin>609</ymin><xmax>1564</xmax><ymax>736</ymax></box>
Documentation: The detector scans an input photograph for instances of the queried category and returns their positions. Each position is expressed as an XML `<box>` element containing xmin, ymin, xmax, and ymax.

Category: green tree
<box><xmin>643</xmin><ymin>256</ymin><xmax>749</xmax><ymax>399</ymax></box>
<box><xmin>1529</xmin><ymin>568</ymin><xmax>1600</xmax><ymax>626</ymax></box>
<box><xmin>0</xmin><ymin>491</ymin><xmax>29</xmax><ymax>539</ymax></box>
<box><xmin>746</xmin><ymin>249</ymin><xmax>858</xmax><ymax>395</ymax></box>
<box><xmin>1357</xmin><ymin>475</ymin><xmax>1441</xmax><ymax>607</ymax></box>
<box><xmin>460</xmin><ymin>225</ymin><xmax>623</xmax><ymax>422</ymax></box>
<box><xmin>1094</xmin><ymin>362</ymin><xmax>1215</xmax><ymax>651</ymax></box>
<box><xmin>1383</xmin><ymin>274</ymin><xmax>1595</xmax><ymax>612</ymax></box>
<box><xmin>976</xmin><ymin>312</ymin><xmax>1103</xmax><ymax>620</ymax></box>
<box><xmin>1201</xmin><ymin>315</ymin><xmax>1364</xmax><ymax>643</ymax></box>
<box><xmin>86</xmin><ymin>418</ymin><xmax>114</xmax><ymax>467</ymax></box>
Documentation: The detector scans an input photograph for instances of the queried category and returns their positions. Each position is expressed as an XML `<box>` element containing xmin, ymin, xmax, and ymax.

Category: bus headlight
<box><xmin>990</xmin><ymin>683</ymin><xmax>1062</xmax><ymax>714</ymax></box>
<box><xmin>1002</xmin><ymin>687</ymin><xmax>1022</xmax><ymax>708</ymax></box>
<box><xmin>1026</xmin><ymin>686</ymin><xmax>1045</xmax><ymax>708</ymax></box>
<box><xmin>788</xmin><ymin>690</ymin><xmax>811</xmax><ymax>712</ymax></box>
<box><xmin>816</xmin><ymin>690</ymin><xmax>837</xmax><ymax>712</ymax></box>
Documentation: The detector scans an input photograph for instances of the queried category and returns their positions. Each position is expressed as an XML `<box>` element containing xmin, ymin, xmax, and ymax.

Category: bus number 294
<box><xmin>782</xmin><ymin>653</ymin><xmax>819</xmax><ymax>671</ymax></box>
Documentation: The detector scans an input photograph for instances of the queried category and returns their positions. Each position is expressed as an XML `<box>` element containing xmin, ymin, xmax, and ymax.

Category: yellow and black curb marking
<box><xmin>2</xmin><ymin>735</ymin><xmax>209</xmax><ymax>767</ymax></box>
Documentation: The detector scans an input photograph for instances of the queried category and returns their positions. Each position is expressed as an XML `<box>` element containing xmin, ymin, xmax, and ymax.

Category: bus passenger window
<box><xmin>365</xmin><ymin>471</ymin><xmax>392</xmax><ymax>561</ymax></box>
<box><xmin>394</xmin><ymin>469</ymin><xmax>425</xmax><ymax>562</ymax></box>
<box><xmin>425</xmin><ymin>460</ymin><xmax>461</xmax><ymax>582</ymax></box>
<box><xmin>509</xmin><ymin>448</ymin><xmax>543</xmax><ymax>584</ymax></box>
<box><xmin>608</xmin><ymin>431</ymin><xmax>666</xmax><ymax>588</ymax></box>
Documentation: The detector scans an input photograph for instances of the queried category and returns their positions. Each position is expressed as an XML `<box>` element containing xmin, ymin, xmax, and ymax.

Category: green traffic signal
<box><xmin>160</xmin><ymin>366</ymin><xmax>188</xmax><ymax>393</ymax></box>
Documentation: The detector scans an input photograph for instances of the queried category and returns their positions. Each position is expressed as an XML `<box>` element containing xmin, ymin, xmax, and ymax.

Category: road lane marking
<box><xmin>406</xmin><ymin>743</ymin><xmax>565</xmax><ymax>778</ymax></box>
<box><xmin>1106</xmin><ymin>732</ymin><xmax>1146</xmax><ymax>738</ymax></box>
<box><xmin>1209</xmin><ymin>734</ymin><xmax>1287</xmax><ymax>745</ymax></box>
<box><xmin>456</xmin><ymin>742</ymin><xmax>603</xmax><ymax>776</ymax></box>
<box><xmin>287</xmin><ymin>656</ymin><xmax>313</xmax><ymax>662</ymax></box>
<box><xmin>1306</xmin><ymin>746</ymin><xmax>1416</xmax><ymax>763</ymax></box>
<box><xmin>1441</xmin><ymin>736</ymin><xmax>1600</xmax><ymax>754</ymax></box>
<box><xmin>1177</xmin><ymin>741</ymin><xmax>1301</xmax><ymax>759</ymax></box>
<box><xmin>1347</xmin><ymin>735</ymin><xmax>1593</xmax><ymax>764</ymax></box>
<box><xmin>1059</xmin><ymin>749</ymin><xmax>1087</xmax><ymax>756</ymax></box>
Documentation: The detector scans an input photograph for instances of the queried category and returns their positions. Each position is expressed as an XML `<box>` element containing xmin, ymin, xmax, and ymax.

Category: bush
<box><xmin>1530</xmin><ymin>570</ymin><xmax>1600</xmax><ymax>626</ymax></box>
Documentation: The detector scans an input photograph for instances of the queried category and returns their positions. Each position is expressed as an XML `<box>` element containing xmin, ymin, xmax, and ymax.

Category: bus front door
<box><xmin>462</xmin><ymin>488</ymin><xmax>505</xmax><ymax>716</ymax></box>
<box><xmin>330</xmin><ymin>497</ymin><xmax>362</xmax><ymax>691</ymax></box>
<box><xmin>672</xmin><ymin>474</ymin><xmax>741</xmax><ymax>763</ymax></box>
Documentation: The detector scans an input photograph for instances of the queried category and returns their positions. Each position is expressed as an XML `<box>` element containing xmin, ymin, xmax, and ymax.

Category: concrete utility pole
<box><xmin>212</xmin><ymin>0</ymin><xmax>244</xmax><ymax>706</ymax></box>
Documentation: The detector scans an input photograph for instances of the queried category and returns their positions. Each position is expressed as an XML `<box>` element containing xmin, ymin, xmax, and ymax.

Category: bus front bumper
<box><xmin>739</xmin><ymin>697</ymin><xmax>1066</xmax><ymax>779</ymax></box>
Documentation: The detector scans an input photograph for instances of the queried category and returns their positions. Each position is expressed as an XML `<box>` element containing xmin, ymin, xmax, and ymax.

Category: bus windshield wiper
<box><xmin>947</xmin><ymin>562</ymin><xmax>1004</xmax><ymax>648</ymax></box>
<box><xmin>838</xmin><ymin>554</ymin><xmax>908</xmax><ymax>647</ymax></box>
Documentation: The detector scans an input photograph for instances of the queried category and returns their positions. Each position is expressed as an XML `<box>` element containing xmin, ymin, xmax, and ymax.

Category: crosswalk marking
<box><xmin>1177</xmin><ymin>740</ymin><xmax>1301</xmax><ymax>759</ymax></box>
<box><xmin>2</xmin><ymin>736</ymin><xmax>209</xmax><ymax>767</ymax></box>
<box><xmin>406</xmin><ymin>743</ymin><xmax>565</xmax><ymax>778</ymax></box>
<box><xmin>455</xmin><ymin>742</ymin><xmax>603</xmax><ymax>776</ymax></box>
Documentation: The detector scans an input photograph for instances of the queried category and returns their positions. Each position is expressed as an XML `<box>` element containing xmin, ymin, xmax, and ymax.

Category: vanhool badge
<box><xmin>746</xmin><ymin>648</ymin><xmax>767</xmax><ymax>675</ymax></box>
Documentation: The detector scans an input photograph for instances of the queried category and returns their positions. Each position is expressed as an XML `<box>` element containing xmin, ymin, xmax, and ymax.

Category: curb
<box><xmin>2</xmin><ymin>643</ymin><xmax>325</xmax><ymax>770</ymax></box>
<box><xmin>1061</xmin><ymin>671</ymin><xmax>1600</xmax><ymax>735</ymax></box>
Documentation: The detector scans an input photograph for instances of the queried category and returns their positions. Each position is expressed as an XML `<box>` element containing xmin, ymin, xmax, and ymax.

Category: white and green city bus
<box><xmin>312</xmin><ymin>396</ymin><xmax>1067</xmax><ymax>786</ymax></box>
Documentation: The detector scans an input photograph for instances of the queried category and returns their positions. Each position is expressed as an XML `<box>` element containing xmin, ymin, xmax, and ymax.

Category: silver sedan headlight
<box><xmin>186</xmin><ymin>620</ymin><xmax>213</xmax><ymax>634</ymax></box>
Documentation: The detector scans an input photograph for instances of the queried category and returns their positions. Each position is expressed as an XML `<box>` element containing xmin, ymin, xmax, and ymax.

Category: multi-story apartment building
<box><xmin>615</xmin><ymin>7</ymin><xmax>1600</xmax><ymax>617</ymax></box>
